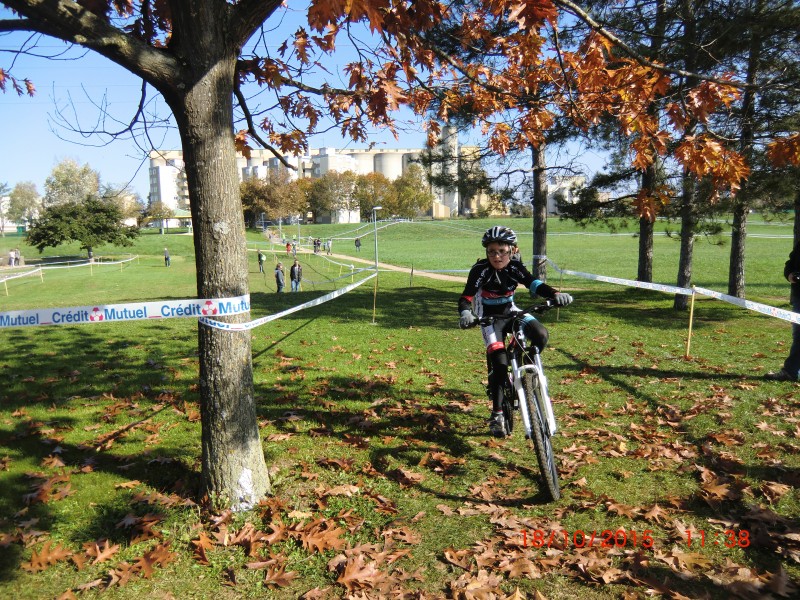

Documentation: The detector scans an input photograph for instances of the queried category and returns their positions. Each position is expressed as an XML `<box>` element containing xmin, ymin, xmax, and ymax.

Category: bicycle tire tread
<box><xmin>523</xmin><ymin>371</ymin><xmax>561</xmax><ymax>501</ymax></box>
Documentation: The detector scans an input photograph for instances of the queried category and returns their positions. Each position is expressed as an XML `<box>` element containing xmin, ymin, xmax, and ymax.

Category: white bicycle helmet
<box><xmin>482</xmin><ymin>225</ymin><xmax>517</xmax><ymax>247</ymax></box>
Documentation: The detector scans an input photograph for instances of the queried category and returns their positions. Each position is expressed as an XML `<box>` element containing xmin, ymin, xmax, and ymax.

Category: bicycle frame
<box><xmin>507</xmin><ymin>320</ymin><xmax>557</xmax><ymax>437</ymax></box>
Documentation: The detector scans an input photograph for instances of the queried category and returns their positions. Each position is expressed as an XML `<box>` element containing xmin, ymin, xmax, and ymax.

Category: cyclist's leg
<box><xmin>482</xmin><ymin>321</ymin><xmax>508</xmax><ymax>437</ymax></box>
<box><xmin>521</xmin><ymin>314</ymin><xmax>549</xmax><ymax>352</ymax></box>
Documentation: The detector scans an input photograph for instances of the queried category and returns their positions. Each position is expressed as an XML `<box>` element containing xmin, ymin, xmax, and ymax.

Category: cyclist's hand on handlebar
<box><xmin>459</xmin><ymin>310</ymin><xmax>478</xmax><ymax>329</ymax></box>
<box><xmin>553</xmin><ymin>292</ymin><xmax>573</xmax><ymax>307</ymax></box>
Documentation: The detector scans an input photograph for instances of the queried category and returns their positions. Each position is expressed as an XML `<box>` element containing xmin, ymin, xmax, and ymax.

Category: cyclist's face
<box><xmin>486</xmin><ymin>242</ymin><xmax>513</xmax><ymax>269</ymax></box>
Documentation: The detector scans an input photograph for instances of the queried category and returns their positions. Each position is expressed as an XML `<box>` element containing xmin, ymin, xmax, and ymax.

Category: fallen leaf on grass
<box><xmin>84</xmin><ymin>539</ymin><xmax>121</xmax><ymax>565</ymax></box>
<box><xmin>21</xmin><ymin>541</ymin><xmax>72</xmax><ymax>572</ymax></box>
<box><xmin>388</xmin><ymin>467</ymin><xmax>424</xmax><ymax>488</ymax></box>
<box><xmin>264</xmin><ymin>564</ymin><xmax>299</xmax><ymax>588</ymax></box>
<box><xmin>191</xmin><ymin>532</ymin><xmax>215</xmax><ymax>565</ymax></box>
<box><xmin>335</xmin><ymin>554</ymin><xmax>388</xmax><ymax>591</ymax></box>
<box><xmin>443</xmin><ymin>547</ymin><xmax>473</xmax><ymax>570</ymax></box>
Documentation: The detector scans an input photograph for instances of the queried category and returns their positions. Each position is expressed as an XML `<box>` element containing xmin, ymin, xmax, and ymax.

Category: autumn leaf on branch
<box><xmin>767</xmin><ymin>133</ymin><xmax>800</xmax><ymax>167</ymax></box>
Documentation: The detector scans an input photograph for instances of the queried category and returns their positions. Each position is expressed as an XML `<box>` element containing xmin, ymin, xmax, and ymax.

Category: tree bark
<box><xmin>531</xmin><ymin>143</ymin><xmax>548</xmax><ymax>280</ymax></box>
<box><xmin>794</xmin><ymin>186</ymin><xmax>800</xmax><ymax>245</ymax></box>
<box><xmin>727</xmin><ymin>2</ymin><xmax>763</xmax><ymax>299</ymax></box>
<box><xmin>728</xmin><ymin>203</ymin><xmax>747</xmax><ymax>297</ymax></box>
<box><xmin>674</xmin><ymin>174</ymin><xmax>697</xmax><ymax>310</ymax></box>
<box><xmin>163</xmin><ymin>10</ymin><xmax>270</xmax><ymax>509</ymax></box>
<box><xmin>637</xmin><ymin>216</ymin><xmax>654</xmax><ymax>282</ymax></box>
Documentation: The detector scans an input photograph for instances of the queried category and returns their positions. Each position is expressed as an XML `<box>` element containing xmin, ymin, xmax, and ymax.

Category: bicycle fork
<box><xmin>509</xmin><ymin>352</ymin><xmax>558</xmax><ymax>437</ymax></box>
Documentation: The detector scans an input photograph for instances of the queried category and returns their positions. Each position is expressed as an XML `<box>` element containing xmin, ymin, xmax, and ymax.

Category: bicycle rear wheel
<box><xmin>523</xmin><ymin>370</ymin><xmax>560</xmax><ymax>501</ymax></box>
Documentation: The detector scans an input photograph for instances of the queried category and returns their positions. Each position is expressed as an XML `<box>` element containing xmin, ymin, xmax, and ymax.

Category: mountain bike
<box><xmin>470</xmin><ymin>300</ymin><xmax>563</xmax><ymax>501</ymax></box>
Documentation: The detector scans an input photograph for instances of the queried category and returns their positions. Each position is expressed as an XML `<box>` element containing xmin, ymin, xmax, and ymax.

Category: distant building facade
<box><xmin>148</xmin><ymin>127</ymin><xmax>494</xmax><ymax>221</ymax></box>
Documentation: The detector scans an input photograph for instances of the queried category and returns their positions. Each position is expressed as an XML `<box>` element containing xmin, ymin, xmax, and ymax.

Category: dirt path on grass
<box><xmin>323</xmin><ymin>252</ymin><xmax>467</xmax><ymax>282</ymax></box>
<box><xmin>266</xmin><ymin>247</ymin><xmax>467</xmax><ymax>283</ymax></box>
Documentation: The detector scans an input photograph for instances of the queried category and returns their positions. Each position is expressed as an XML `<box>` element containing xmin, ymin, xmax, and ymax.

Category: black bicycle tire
<box><xmin>523</xmin><ymin>370</ymin><xmax>561</xmax><ymax>501</ymax></box>
<box><xmin>501</xmin><ymin>377</ymin><xmax>514</xmax><ymax>435</ymax></box>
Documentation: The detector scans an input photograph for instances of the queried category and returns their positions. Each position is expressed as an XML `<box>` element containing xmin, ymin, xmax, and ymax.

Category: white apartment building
<box><xmin>148</xmin><ymin>125</ymin><xmax>470</xmax><ymax>221</ymax></box>
<box><xmin>547</xmin><ymin>175</ymin><xmax>586</xmax><ymax>214</ymax></box>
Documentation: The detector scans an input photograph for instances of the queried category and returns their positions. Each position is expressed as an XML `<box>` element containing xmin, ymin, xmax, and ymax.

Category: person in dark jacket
<box><xmin>459</xmin><ymin>226</ymin><xmax>573</xmax><ymax>437</ymax></box>
<box><xmin>766</xmin><ymin>242</ymin><xmax>800</xmax><ymax>381</ymax></box>
<box><xmin>290</xmin><ymin>259</ymin><xmax>303</xmax><ymax>292</ymax></box>
<box><xmin>275</xmin><ymin>262</ymin><xmax>285</xmax><ymax>293</ymax></box>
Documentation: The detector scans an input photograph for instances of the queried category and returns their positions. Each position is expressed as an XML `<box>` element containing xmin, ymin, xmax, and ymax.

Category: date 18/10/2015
<box><xmin>520</xmin><ymin>529</ymin><xmax>751</xmax><ymax>549</ymax></box>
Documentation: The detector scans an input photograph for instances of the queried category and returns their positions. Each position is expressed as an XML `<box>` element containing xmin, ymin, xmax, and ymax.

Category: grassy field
<box><xmin>1</xmin><ymin>219</ymin><xmax>798</xmax><ymax>599</ymax></box>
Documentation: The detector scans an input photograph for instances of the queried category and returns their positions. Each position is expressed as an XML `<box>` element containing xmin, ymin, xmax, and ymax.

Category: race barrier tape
<box><xmin>1</xmin><ymin>268</ymin><xmax>43</xmax><ymax>283</ymax></box>
<box><xmin>694</xmin><ymin>286</ymin><xmax>800</xmax><ymax>325</ymax></box>
<box><xmin>548</xmin><ymin>263</ymin><xmax>694</xmax><ymax>297</ymax></box>
<box><xmin>200</xmin><ymin>273</ymin><xmax>377</xmax><ymax>331</ymax></box>
<box><xmin>303</xmin><ymin>267</ymin><xmax>374</xmax><ymax>286</ymax></box>
<box><xmin>40</xmin><ymin>256</ymin><xmax>138</xmax><ymax>270</ymax></box>
<box><xmin>0</xmin><ymin>295</ymin><xmax>250</xmax><ymax>329</ymax></box>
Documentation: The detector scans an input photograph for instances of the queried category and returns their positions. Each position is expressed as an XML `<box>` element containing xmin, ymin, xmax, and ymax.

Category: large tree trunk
<box><xmin>674</xmin><ymin>174</ymin><xmax>697</xmax><ymax>310</ymax></box>
<box><xmin>531</xmin><ymin>143</ymin><xmax>548</xmax><ymax>280</ymax></box>
<box><xmin>637</xmin><ymin>161</ymin><xmax>658</xmax><ymax>283</ymax></box>
<box><xmin>165</xmin><ymin>10</ymin><xmax>270</xmax><ymax>509</ymax></box>
<box><xmin>727</xmin><ymin>9</ymin><xmax>762</xmax><ymax>299</ymax></box>
<box><xmin>794</xmin><ymin>185</ymin><xmax>800</xmax><ymax>244</ymax></box>
<box><xmin>638</xmin><ymin>216</ymin><xmax>653</xmax><ymax>282</ymax></box>
<box><xmin>728</xmin><ymin>202</ymin><xmax>748</xmax><ymax>297</ymax></box>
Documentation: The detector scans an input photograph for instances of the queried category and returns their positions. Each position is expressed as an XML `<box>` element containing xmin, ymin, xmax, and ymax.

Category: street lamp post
<box><xmin>371</xmin><ymin>206</ymin><xmax>383</xmax><ymax>324</ymax></box>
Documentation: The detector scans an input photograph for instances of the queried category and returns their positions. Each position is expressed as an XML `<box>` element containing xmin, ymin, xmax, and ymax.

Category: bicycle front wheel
<box><xmin>501</xmin><ymin>377</ymin><xmax>514</xmax><ymax>435</ymax></box>
<box><xmin>523</xmin><ymin>370</ymin><xmax>560</xmax><ymax>501</ymax></box>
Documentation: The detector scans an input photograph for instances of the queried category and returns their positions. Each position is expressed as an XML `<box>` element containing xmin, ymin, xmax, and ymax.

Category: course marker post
<box><xmin>410</xmin><ymin>265</ymin><xmax>414</xmax><ymax>287</ymax></box>
<box><xmin>3</xmin><ymin>279</ymin><xmax>7</xmax><ymax>296</ymax></box>
<box><xmin>685</xmin><ymin>286</ymin><xmax>697</xmax><ymax>359</ymax></box>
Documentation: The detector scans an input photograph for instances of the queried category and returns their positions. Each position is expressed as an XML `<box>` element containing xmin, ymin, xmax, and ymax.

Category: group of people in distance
<box><xmin>273</xmin><ymin>259</ymin><xmax>302</xmax><ymax>293</ymax></box>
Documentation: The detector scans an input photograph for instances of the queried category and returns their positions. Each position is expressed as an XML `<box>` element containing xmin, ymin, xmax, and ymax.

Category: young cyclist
<box><xmin>459</xmin><ymin>226</ymin><xmax>573</xmax><ymax>438</ymax></box>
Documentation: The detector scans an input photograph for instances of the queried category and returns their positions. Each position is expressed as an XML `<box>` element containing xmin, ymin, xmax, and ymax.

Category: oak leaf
<box><xmin>335</xmin><ymin>554</ymin><xmax>388</xmax><ymax>591</ymax></box>
<box><xmin>84</xmin><ymin>539</ymin><xmax>120</xmax><ymax>565</ymax></box>
<box><xmin>21</xmin><ymin>540</ymin><xmax>72</xmax><ymax>572</ymax></box>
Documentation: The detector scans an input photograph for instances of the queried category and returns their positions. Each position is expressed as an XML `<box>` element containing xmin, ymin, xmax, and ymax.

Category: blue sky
<box><xmin>0</xmin><ymin>4</ymin><xmax>432</xmax><ymax>200</ymax></box>
<box><xmin>0</xmin><ymin>5</ymin><xmax>604</xmax><ymax>201</ymax></box>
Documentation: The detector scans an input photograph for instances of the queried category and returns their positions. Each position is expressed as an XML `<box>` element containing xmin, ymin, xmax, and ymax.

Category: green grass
<box><xmin>1</xmin><ymin>217</ymin><xmax>798</xmax><ymax>599</ymax></box>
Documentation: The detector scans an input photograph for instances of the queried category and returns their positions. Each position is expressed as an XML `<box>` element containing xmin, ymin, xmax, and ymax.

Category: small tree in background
<box><xmin>8</xmin><ymin>182</ymin><xmax>42</xmax><ymax>228</ymax></box>
<box><xmin>27</xmin><ymin>196</ymin><xmax>139</xmax><ymax>256</ymax></box>
<box><xmin>0</xmin><ymin>181</ymin><xmax>10</xmax><ymax>237</ymax></box>
<box><xmin>355</xmin><ymin>173</ymin><xmax>398</xmax><ymax>221</ymax></box>
<box><xmin>140</xmin><ymin>201</ymin><xmax>175</xmax><ymax>232</ymax></box>
<box><xmin>392</xmin><ymin>165</ymin><xmax>435</xmax><ymax>219</ymax></box>
<box><xmin>43</xmin><ymin>159</ymin><xmax>100</xmax><ymax>208</ymax></box>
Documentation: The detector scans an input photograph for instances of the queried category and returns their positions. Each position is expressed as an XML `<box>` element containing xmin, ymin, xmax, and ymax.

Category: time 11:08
<box><xmin>686</xmin><ymin>529</ymin><xmax>750</xmax><ymax>548</ymax></box>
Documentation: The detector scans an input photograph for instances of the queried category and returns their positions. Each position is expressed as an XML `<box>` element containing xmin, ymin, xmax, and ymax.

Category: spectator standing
<box><xmin>14</xmin><ymin>248</ymin><xmax>21</xmax><ymax>266</ymax></box>
<box><xmin>766</xmin><ymin>241</ymin><xmax>800</xmax><ymax>381</ymax></box>
<box><xmin>285</xmin><ymin>241</ymin><xmax>291</xmax><ymax>255</ymax></box>
<box><xmin>8</xmin><ymin>249</ymin><xmax>15</xmax><ymax>267</ymax></box>
<box><xmin>325</xmin><ymin>239</ymin><xmax>332</xmax><ymax>255</ymax></box>
<box><xmin>257</xmin><ymin>250</ymin><xmax>266</xmax><ymax>273</ymax></box>
<box><xmin>275</xmin><ymin>262</ymin><xmax>285</xmax><ymax>292</ymax></box>
<box><xmin>164</xmin><ymin>247</ymin><xmax>171</xmax><ymax>267</ymax></box>
<box><xmin>355</xmin><ymin>237</ymin><xmax>361</xmax><ymax>252</ymax></box>
<box><xmin>290</xmin><ymin>259</ymin><xmax>303</xmax><ymax>292</ymax></box>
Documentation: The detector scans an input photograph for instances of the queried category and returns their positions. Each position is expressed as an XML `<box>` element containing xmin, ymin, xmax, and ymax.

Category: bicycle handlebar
<box><xmin>465</xmin><ymin>298</ymin><xmax>561</xmax><ymax>328</ymax></box>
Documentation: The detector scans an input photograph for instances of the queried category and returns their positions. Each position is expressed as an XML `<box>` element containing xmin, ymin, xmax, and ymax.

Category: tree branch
<box><xmin>234</xmin><ymin>80</ymin><xmax>296</xmax><ymax>170</ymax></box>
<box><xmin>553</xmin><ymin>0</ymin><xmax>799</xmax><ymax>93</ymax></box>
<box><xmin>1</xmin><ymin>0</ymin><xmax>180</xmax><ymax>88</ymax></box>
